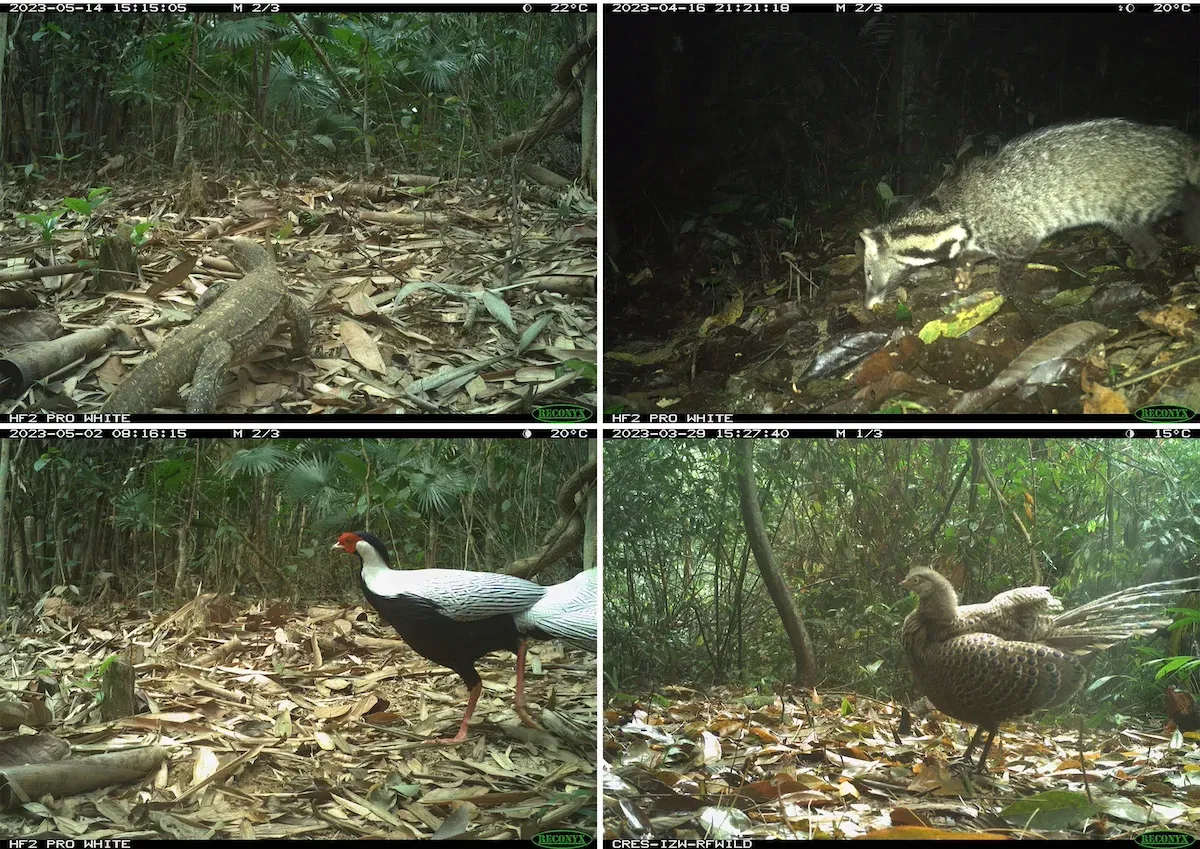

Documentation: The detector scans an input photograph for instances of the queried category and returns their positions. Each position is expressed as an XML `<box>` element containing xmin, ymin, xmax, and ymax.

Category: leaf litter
<box><xmin>0</xmin><ymin>175</ymin><xmax>596</xmax><ymax>415</ymax></box>
<box><xmin>0</xmin><ymin>593</ymin><xmax>596</xmax><ymax>838</ymax></box>
<box><xmin>604</xmin><ymin>686</ymin><xmax>1200</xmax><ymax>840</ymax></box>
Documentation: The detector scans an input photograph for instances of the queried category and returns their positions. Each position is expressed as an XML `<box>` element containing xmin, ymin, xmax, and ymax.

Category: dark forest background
<box><xmin>1</xmin><ymin>11</ymin><xmax>592</xmax><ymax>179</ymax></box>
<box><xmin>0</xmin><ymin>437</ymin><xmax>593</xmax><ymax>609</ymax></box>
<box><xmin>605</xmin><ymin>11</ymin><xmax>1198</xmax><ymax>297</ymax></box>
<box><xmin>602</xmin><ymin>11</ymin><xmax>1200</xmax><ymax>415</ymax></box>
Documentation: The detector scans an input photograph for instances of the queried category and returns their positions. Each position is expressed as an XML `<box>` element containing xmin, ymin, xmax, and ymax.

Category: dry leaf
<box><xmin>338</xmin><ymin>320</ymin><xmax>387</xmax><ymax>374</ymax></box>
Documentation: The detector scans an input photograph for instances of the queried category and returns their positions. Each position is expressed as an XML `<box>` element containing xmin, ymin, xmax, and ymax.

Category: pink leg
<box><xmin>430</xmin><ymin>681</ymin><xmax>482</xmax><ymax>745</ymax></box>
<box><xmin>514</xmin><ymin>640</ymin><xmax>540</xmax><ymax>729</ymax></box>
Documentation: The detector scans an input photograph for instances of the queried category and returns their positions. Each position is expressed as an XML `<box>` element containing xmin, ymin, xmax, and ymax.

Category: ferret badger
<box><xmin>860</xmin><ymin>119</ymin><xmax>1200</xmax><ymax>309</ymax></box>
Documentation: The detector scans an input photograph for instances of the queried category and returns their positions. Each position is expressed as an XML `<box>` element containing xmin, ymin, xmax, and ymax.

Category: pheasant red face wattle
<box><xmin>333</xmin><ymin>531</ymin><xmax>361</xmax><ymax>555</ymax></box>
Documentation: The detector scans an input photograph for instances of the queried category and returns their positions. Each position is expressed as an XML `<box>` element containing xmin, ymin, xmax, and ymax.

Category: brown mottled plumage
<box><xmin>1166</xmin><ymin>685</ymin><xmax>1200</xmax><ymax>732</ymax></box>
<box><xmin>901</xmin><ymin>566</ymin><xmax>1199</xmax><ymax>771</ymax></box>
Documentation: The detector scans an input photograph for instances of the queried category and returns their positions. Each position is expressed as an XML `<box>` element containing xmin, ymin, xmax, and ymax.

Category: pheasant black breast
<box><xmin>901</xmin><ymin>566</ymin><xmax>1199</xmax><ymax>771</ymax></box>
<box><xmin>333</xmin><ymin>531</ymin><xmax>597</xmax><ymax>745</ymax></box>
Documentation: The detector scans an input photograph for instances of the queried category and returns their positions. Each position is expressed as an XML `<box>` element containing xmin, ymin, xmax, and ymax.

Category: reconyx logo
<box><xmin>533</xmin><ymin>404</ymin><xmax>592</xmax><ymax>423</ymax></box>
<box><xmin>532</xmin><ymin>828</ymin><xmax>593</xmax><ymax>848</ymax></box>
<box><xmin>1134</xmin><ymin>405</ymin><xmax>1195</xmax><ymax>423</ymax></box>
<box><xmin>1136</xmin><ymin>831</ymin><xmax>1196</xmax><ymax>848</ymax></box>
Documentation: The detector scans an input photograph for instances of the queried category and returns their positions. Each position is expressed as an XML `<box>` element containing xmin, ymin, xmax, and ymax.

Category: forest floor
<box><xmin>604</xmin><ymin>684</ymin><xmax>1199</xmax><ymax>839</ymax></box>
<box><xmin>0</xmin><ymin>592</ymin><xmax>596</xmax><ymax>839</ymax></box>
<box><xmin>1</xmin><ymin>169</ymin><xmax>597</xmax><ymax>415</ymax></box>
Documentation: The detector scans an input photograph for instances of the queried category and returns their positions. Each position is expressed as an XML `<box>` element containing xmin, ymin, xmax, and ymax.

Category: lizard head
<box><xmin>215</xmin><ymin>237</ymin><xmax>273</xmax><ymax>273</ymax></box>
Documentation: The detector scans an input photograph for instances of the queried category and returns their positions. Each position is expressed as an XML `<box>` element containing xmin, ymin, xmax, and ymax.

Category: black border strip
<box><xmin>603</xmin><ymin>427</ymin><xmax>1192</xmax><ymax>437</ymax></box>
<box><xmin>604</xmin><ymin>414</ymin><xmax>1195</xmax><ymax>425</ymax></box>
<box><xmin>0</xmin><ymin>427</ymin><xmax>594</xmax><ymax>438</ymax></box>
<box><xmin>4</xmin><ymin>413</ymin><xmax>596</xmax><ymax>425</ymax></box>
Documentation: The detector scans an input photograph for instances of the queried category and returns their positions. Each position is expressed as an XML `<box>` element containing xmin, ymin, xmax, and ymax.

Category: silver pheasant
<box><xmin>901</xmin><ymin>566</ymin><xmax>1199</xmax><ymax>771</ymax></box>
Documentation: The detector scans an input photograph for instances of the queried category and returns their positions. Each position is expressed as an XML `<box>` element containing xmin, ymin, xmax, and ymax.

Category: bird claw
<box><xmin>951</xmin><ymin>755</ymin><xmax>987</xmax><ymax>776</ymax></box>
<box><xmin>428</xmin><ymin>734</ymin><xmax>469</xmax><ymax>745</ymax></box>
<box><xmin>516</xmin><ymin>706</ymin><xmax>542</xmax><ymax>730</ymax></box>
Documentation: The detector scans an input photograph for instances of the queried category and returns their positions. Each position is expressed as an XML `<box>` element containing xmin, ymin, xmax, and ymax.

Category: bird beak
<box><xmin>331</xmin><ymin>542</ymin><xmax>343</xmax><ymax>553</ymax></box>
<box><xmin>900</xmin><ymin>576</ymin><xmax>915</xmax><ymax>590</ymax></box>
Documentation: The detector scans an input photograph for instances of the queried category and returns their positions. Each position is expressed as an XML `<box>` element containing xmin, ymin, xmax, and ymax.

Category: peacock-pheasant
<box><xmin>901</xmin><ymin>566</ymin><xmax>1200</xmax><ymax>771</ymax></box>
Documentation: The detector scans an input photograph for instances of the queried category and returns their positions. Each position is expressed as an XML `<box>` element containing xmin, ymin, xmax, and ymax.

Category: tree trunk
<box><xmin>20</xmin><ymin>514</ymin><xmax>34</xmax><ymax>595</ymax></box>
<box><xmin>580</xmin><ymin>13</ymin><xmax>597</xmax><ymax>191</ymax></box>
<box><xmin>0</xmin><ymin>12</ymin><xmax>8</xmax><ymax>187</ymax></box>
<box><xmin>52</xmin><ymin>485</ymin><xmax>65</xmax><ymax>584</ymax></box>
<box><xmin>174</xmin><ymin>441</ymin><xmax>200</xmax><ymax>595</ymax></box>
<box><xmin>733</xmin><ymin>440</ymin><xmax>816</xmax><ymax>688</ymax></box>
<box><xmin>0</xmin><ymin>438</ymin><xmax>10</xmax><ymax>607</ymax></box>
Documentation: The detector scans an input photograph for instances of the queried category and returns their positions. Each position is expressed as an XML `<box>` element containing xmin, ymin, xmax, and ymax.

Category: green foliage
<box><xmin>207</xmin><ymin>15</ymin><xmax>279</xmax><ymax>49</ymax></box>
<box><xmin>18</xmin><ymin>209</ymin><xmax>66</xmax><ymax>246</ymax></box>
<box><xmin>560</xmin><ymin>359</ymin><xmax>597</xmax><ymax>383</ymax></box>
<box><xmin>605</xmin><ymin>438</ymin><xmax>1200</xmax><ymax>711</ymax></box>
<box><xmin>6</xmin><ymin>438</ymin><xmax>588</xmax><ymax>601</ymax></box>
<box><xmin>1147</xmin><ymin>647</ymin><xmax>1200</xmax><ymax>682</ymax></box>
<box><xmin>1084</xmin><ymin>674</ymin><xmax>1130</xmax><ymax>695</ymax></box>
<box><xmin>18</xmin><ymin>189</ymin><xmax>108</xmax><ymax>245</ymax></box>
<box><xmin>224</xmin><ymin>445</ymin><xmax>294</xmax><ymax>478</ymax></box>
<box><xmin>10</xmin><ymin>12</ymin><xmax>587</xmax><ymax>176</ymax></box>
<box><xmin>112</xmin><ymin>488</ymin><xmax>167</xmax><ymax>534</ymax></box>
<box><xmin>1000</xmin><ymin>790</ymin><xmax>1095</xmax><ymax>831</ymax></box>
<box><xmin>150</xmin><ymin>458</ymin><xmax>194</xmax><ymax>494</ymax></box>
<box><xmin>111</xmin><ymin>58</ymin><xmax>173</xmax><ymax>109</ymax></box>
<box><xmin>128</xmin><ymin>220</ymin><xmax>156</xmax><ymax>245</ymax></box>
<box><xmin>1167</xmin><ymin>605</ymin><xmax>1200</xmax><ymax>635</ymax></box>
<box><xmin>61</xmin><ymin>188</ymin><xmax>112</xmax><ymax>218</ymax></box>
<box><xmin>46</xmin><ymin>151</ymin><xmax>84</xmax><ymax>170</ymax></box>
<box><xmin>874</xmin><ymin>180</ymin><xmax>901</xmax><ymax>216</ymax></box>
<box><xmin>86</xmin><ymin>653</ymin><xmax>120</xmax><ymax>682</ymax></box>
<box><xmin>741</xmin><ymin>674</ymin><xmax>782</xmax><ymax>694</ymax></box>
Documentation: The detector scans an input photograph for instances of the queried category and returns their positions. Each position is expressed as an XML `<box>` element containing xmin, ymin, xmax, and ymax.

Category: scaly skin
<box><xmin>100</xmin><ymin>238</ymin><xmax>309</xmax><ymax>414</ymax></box>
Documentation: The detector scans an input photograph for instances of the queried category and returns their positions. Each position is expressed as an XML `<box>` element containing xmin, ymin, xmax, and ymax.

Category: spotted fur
<box><xmin>862</xmin><ymin>120</ymin><xmax>1200</xmax><ymax>309</ymax></box>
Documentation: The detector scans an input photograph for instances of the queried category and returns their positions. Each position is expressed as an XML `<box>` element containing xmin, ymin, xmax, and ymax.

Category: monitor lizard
<box><xmin>100</xmin><ymin>237</ymin><xmax>310</xmax><ymax>413</ymax></box>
